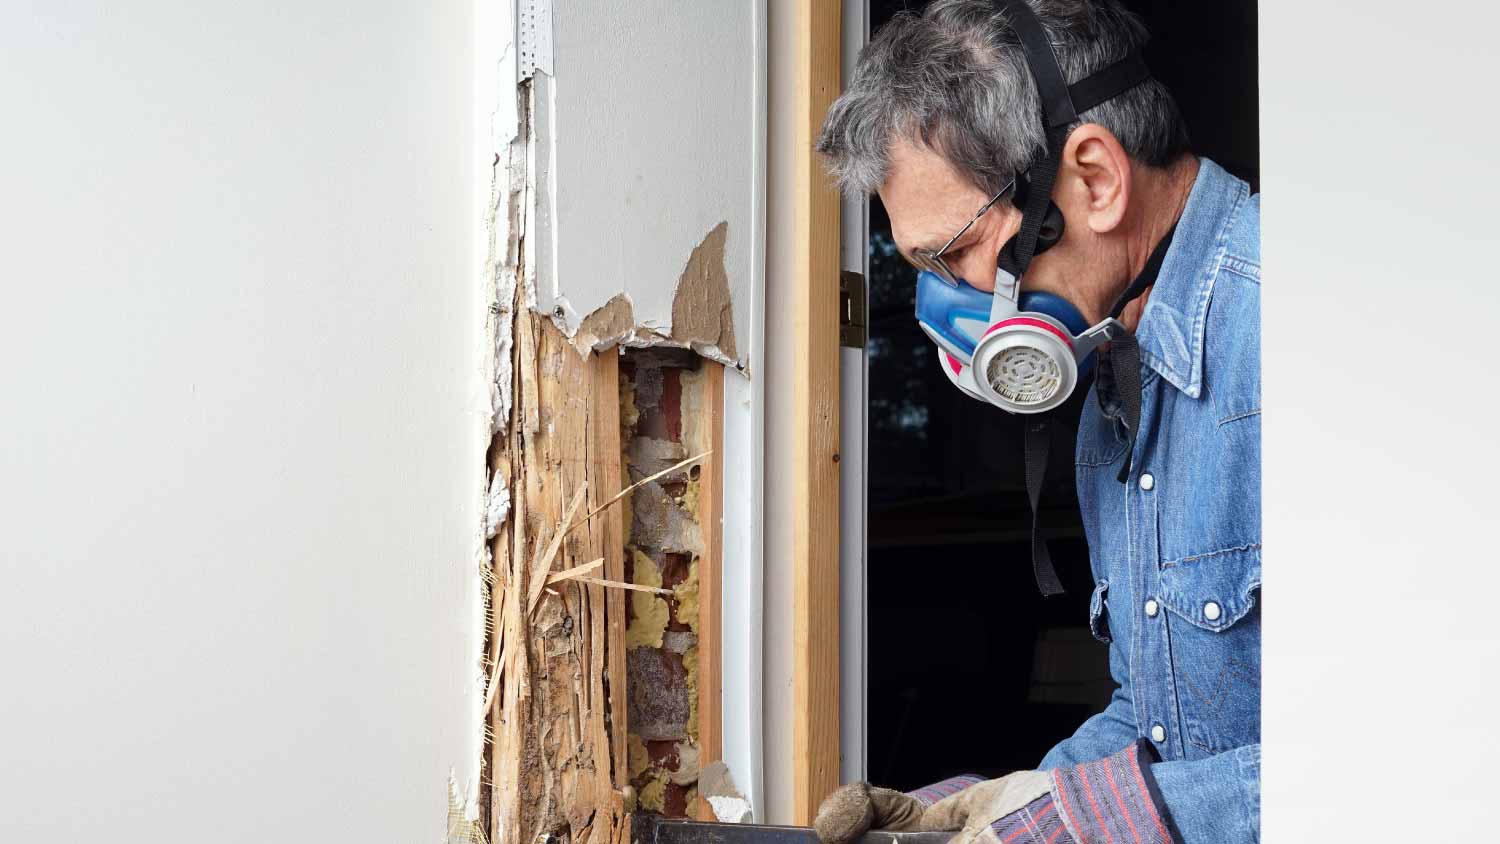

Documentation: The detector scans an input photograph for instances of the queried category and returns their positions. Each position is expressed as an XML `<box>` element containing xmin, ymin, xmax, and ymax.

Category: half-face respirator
<box><xmin>912</xmin><ymin>0</ymin><xmax>1152</xmax><ymax>415</ymax></box>
<box><xmin>917</xmin><ymin>267</ymin><xmax>1125</xmax><ymax>414</ymax></box>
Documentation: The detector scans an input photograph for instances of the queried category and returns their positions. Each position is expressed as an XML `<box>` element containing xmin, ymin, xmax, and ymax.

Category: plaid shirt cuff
<box><xmin>1050</xmin><ymin>741</ymin><xmax>1182</xmax><ymax>844</ymax></box>
<box><xmin>906</xmin><ymin>774</ymin><xmax>987</xmax><ymax>807</ymax></box>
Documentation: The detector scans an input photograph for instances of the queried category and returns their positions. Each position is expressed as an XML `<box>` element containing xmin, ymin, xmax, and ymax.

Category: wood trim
<box><xmin>791</xmin><ymin>0</ymin><xmax>843</xmax><ymax>825</ymax></box>
<box><xmin>695</xmin><ymin>362</ymin><xmax>726</xmax><ymax>820</ymax></box>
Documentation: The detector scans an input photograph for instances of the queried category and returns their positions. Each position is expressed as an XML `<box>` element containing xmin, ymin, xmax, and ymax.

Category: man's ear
<box><xmin>1061</xmin><ymin>124</ymin><xmax>1131</xmax><ymax>235</ymax></box>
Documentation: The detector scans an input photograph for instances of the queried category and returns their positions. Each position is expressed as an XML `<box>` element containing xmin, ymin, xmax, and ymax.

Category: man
<box><xmin>813</xmin><ymin>2</ymin><xmax>1260</xmax><ymax>843</ymax></box>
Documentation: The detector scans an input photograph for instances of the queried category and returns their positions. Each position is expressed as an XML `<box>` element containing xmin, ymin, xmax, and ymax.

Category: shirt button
<box><xmin>1150</xmin><ymin>724</ymin><xmax>1166</xmax><ymax>743</ymax></box>
<box><xmin>1203</xmin><ymin>601</ymin><xmax>1222</xmax><ymax>622</ymax></box>
<box><xmin>1144</xmin><ymin>599</ymin><xmax>1159</xmax><ymax>618</ymax></box>
<box><xmin>1138</xmin><ymin>472</ymin><xmax>1155</xmax><ymax>491</ymax></box>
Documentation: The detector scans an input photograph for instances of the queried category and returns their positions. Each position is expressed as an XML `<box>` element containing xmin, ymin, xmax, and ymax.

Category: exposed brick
<box><xmin>627</xmin><ymin>644</ymin><xmax>690</xmax><ymax>741</ymax></box>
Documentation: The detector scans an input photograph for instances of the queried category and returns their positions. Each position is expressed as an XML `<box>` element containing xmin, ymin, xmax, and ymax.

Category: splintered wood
<box><xmin>488</xmin><ymin>306</ymin><xmax>630</xmax><ymax>844</ymax></box>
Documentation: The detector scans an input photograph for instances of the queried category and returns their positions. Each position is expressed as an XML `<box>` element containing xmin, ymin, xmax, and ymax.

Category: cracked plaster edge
<box><xmin>545</xmin><ymin>222</ymin><xmax>749</xmax><ymax>374</ymax></box>
<box><xmin>571</xmin><ymin>319</ymin><xmax>744</xmax><ymax>372</ymax></box>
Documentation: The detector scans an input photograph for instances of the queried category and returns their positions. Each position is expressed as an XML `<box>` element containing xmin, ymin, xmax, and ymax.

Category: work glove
<box><xmin>814</xmin><ymin>741</ymin><xmax>1179</xmax><ymax>844</ymax></box>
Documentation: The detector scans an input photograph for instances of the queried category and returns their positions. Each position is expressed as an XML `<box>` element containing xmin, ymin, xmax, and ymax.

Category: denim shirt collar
<box><xmin>1135</xmin><ymin>158</ymin><xmax>1250</xmax><ymax>398</ymax></box>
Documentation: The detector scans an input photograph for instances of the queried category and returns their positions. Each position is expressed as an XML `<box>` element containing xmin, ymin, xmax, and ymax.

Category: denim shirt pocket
<box><xmin>1088</xmin><ymin>579</ymin><xmax>1111</xmax><ymax>643</ymax></box>
<box><xmin>1158</xmin><ymin>545</ymin><xmax>1262</xmax><ymax>631</ymax></box>
<box><xmin>1157</xmin><ymin>545</ymin><xmax>1263</xmax><ymax>756</ymax></box>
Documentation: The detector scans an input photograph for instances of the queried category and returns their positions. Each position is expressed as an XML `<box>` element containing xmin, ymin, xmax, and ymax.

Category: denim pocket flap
<box><xmin>1088</xmin><ymin>579</ymin><xmax>1111</xmax><ymax>643</ymax></box>
<box><xmin>1158</xmin><ymin>545</ymin><xmax>1261</xmax><ymax>632</ymax></box>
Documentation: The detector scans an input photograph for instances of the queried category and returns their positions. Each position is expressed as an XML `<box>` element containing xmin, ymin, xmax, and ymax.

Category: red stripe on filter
<box><xmin>982</xmin><ymin>316</ymin><xmax>1076</xmax><ymax>350</ymax></box>
<box><xmin>946</xmin><ymin>352</ymin><xmax>963</xmax><ymax>375</ymax></box>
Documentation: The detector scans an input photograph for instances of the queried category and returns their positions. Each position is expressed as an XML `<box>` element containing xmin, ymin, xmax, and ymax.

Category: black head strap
<box><xmin>993</xmin><ymin>1</ymin><xmax>1155</xmax><ymax>597</ymax></box>
<box><xmin>1070</xmin><ymin>50</ymin><xmax>1151</xmax><ymax>115</ymax></box>
<box><xmin>1001</xmin><ymin>0</ymin><xmax>1077</xmax><ymax>128</ymax></box>
<box><xmin>995</xmin><ymin>0</ymin><xmax>1152</xmax><ymax>280</ymax></box>
<box><xmin>996</xmin><ymin>0</ymin><xmax>1072</xmax><ymax>279</ymax></box>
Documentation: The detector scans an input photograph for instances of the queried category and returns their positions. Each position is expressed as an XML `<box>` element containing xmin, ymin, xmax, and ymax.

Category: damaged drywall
<box><xmin>700</xmin><ymin>761</ymin><xmax>755</xmax><ymax>824</ymax></box>
<box><xmin>487</xmin><ymin>0</ymin><xmax>762</xmax><ymax>435</ymax></box>
<box><xmin>575</xmin><ymin>294</ymin><xmax>637</xmax><ymax>354</ymax></box>
<box><xmin>480</xmin><ymin>1</ymin><xmax>765</xmax><ymax>839</ymax></box>
<box><xmin>524</xmin><ymin>1</ymin><xmax>759</xmax><ymax>371</ymax></box>
<box><xmin>568</xmin><ymin>223</ymin><xmax>741</xmax><ymax>366</ymax></box>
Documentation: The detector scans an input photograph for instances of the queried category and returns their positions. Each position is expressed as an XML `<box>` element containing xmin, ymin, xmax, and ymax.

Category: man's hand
<box><xmin>812</xmin><ymin>771</ymin><xmax>1050</xmax><ymax>844</ymax></box>
<box><xmin>918</xmin><ymin>770</ymin><xmax>1053</xmax><ymax>844</ymax></box>
<box><xmin>813</xmin><ymin>781</ymin><xmax>930</xmax><ymax>844</ymax></box>
<box><xmin>812</xmin><ymin>742</ymin><xmax>1180</xmax><ymax>844</ymax></box>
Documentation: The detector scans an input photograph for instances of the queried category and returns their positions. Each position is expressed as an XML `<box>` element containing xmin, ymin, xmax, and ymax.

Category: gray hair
<box><xmin>816</xmin><ymin>0</ymin><xmax>1190</xmax><ymax>197</ymax></box>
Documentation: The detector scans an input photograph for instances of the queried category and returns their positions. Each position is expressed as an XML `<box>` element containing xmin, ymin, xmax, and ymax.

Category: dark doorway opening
<box><xmin>864</xmin><ymin>0</ymin><xmax>1259</xmax><ymax>789</ymax></box>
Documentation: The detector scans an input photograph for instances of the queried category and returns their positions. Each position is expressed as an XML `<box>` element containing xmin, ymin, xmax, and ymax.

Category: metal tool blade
<box><xmin>635</xmin><ymin>816</ymin><xmax>954</xmax><ymax>844</ymax></box>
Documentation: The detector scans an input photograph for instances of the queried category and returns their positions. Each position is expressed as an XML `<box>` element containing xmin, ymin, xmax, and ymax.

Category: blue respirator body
<box><xmin>915</xmin><ymin>268</ymin><xmax>1125</xmax><ymax>414</ymax></box>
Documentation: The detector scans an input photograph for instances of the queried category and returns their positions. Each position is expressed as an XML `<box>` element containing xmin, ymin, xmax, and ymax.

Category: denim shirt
<box><xmin>1038</xmin><ymin>159</ymin><xmax>1262</xmax><ymax>844</ymax></box>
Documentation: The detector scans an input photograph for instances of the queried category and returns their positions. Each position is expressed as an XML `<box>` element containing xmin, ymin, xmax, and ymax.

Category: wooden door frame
<box><xmin>791</xmin><ymin>0</ymin><xmax>844</xmax><ymax>825</ymax></box>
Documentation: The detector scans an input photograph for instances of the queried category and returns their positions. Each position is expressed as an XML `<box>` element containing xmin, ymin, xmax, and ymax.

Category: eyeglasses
<box><xmin>909</xmin><ymin>175</ymin><xmax>1017</xmax><ymax>286</ymax></box>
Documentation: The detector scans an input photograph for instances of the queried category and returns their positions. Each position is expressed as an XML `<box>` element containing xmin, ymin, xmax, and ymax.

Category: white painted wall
<box><xmin>1262</xmin><ymin>1</ymin><xmax>1500</xmax><ymax>840</ymax></box>
<box><xmin>0</xmin><ymin>2</ymin><xmax>486</xmax><ymax>840</ymax></box>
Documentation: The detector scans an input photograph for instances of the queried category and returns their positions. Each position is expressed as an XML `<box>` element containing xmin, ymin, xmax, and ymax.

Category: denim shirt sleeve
<box><xmin>1037</xmin><ymin>696</ymin><xmax>1139</xmax><ymax>771</ymax></box>
<box><xmin>1150</xmin><ymin>744</ymin><xmax>1261</xmax><ymax>844</ymax></box>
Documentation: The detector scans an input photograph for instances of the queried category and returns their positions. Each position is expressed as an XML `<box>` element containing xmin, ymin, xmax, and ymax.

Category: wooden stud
<box><xmin>488</xmin><ymin>315</ymin><xmax>630</xmax><ymax>844</ymax></box>
<box><xmin>792</xmin><ymin>0</ymin><xmax>844</xmax><ymax>825</ymax></box>
<box><xmin>695</xmin><ymin>363</ymin><xmax>726</xmax><ymax>820</ymax></box>
<box><xmin>590</xmin><ymin>349</ymin><xmax>630</xmax><ymax>811</ymax></box>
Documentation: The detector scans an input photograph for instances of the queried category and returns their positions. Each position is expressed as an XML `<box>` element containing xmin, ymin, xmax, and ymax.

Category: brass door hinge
<box><xmin>839</xmin><ymin>271</ymin><xmax>867</xmax><ymax>349</ymax></box>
